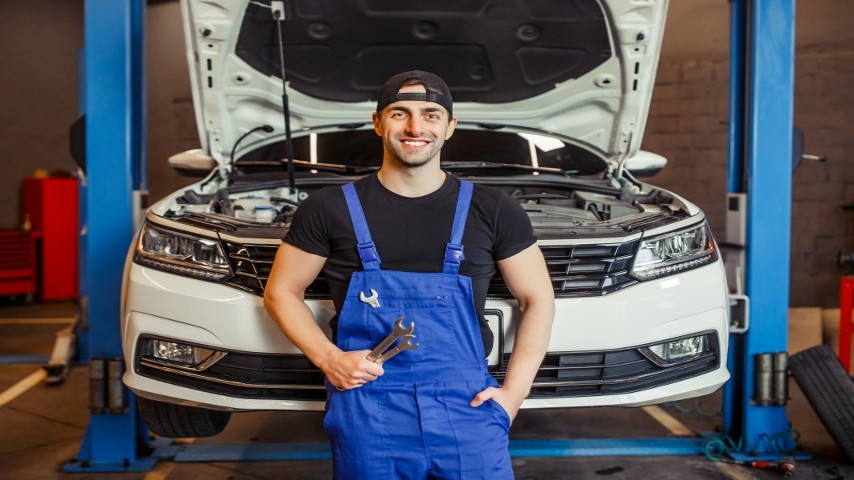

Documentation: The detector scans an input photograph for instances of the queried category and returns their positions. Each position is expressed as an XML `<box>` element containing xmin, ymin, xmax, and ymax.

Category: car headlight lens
<box><xmin>640</xmin><ymin>333</ymin><xmax>714</xmax><ymax>366</ymax></box>
<box><xmin>133</xmin><ymin>222</ymin><xmax>231</xmax><ymax>281</ymax></box>
<box><xmin>150</xmin><ymin>339</ymin><xmax>216</xmax><ymax>365</ymax></box>
<box><xmin>631</xmin><ymin>222</ymin><xmax>717</xmax><ymax>281</ymax></box>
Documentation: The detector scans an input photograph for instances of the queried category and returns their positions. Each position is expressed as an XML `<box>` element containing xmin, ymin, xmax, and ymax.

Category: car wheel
<box><xmin>789</xmin><ymin>344</ymin><xmax>854</xmax><ymax>462</ymax></box>
<box><xmin>137</xmin><ymin>396</ymin><xmax>231</xmax><ymax>438</ymax></box>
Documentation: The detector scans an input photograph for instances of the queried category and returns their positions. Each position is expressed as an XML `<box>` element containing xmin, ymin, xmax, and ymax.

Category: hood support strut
<box><xmin>273</xmin><ymin>4</ymin><xmax>296</xmax><ymax>193</ymax></box>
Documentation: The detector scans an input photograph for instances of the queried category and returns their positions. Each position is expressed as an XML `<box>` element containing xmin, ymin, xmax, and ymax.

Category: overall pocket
<box><xmin>366</xmin><ymin>297</ymin><xmax>454</xmax><ymax>364</ymax></box>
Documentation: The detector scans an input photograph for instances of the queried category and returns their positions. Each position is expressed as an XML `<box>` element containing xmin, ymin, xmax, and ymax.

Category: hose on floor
<box><xmin>701</xmin><ymin>427</ymin><xmax>800</xmax><ymax>462</ymax></box>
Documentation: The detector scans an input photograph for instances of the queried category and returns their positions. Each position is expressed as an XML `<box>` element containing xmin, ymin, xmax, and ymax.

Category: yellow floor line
<box><xmin>142</xmin><ymin>438</ymin><xmax>196</xmax><ymax>480</ymax></box>
<box><xmin>0</xmin><ymin>368</ymin><xmax>47</xmax><ymax>408</ymax></box>
<box><xmin>0</xmin><ymin>317</ymin><xmax>75</xmax><ymax>325</ymax></box>
<box><xmin>641</xmin><ymin>406</ymin><xmax>760</xmax><ymax>479</ymax></box>
<box><xmin>641</xmin><ymin>405</ymin><xmax>696</xmax><ymax>437</ymax></box>
<box><xmin>142</xmin><ymin>460</ymin><xmax>177</xmax><ymax>480</ymax></box>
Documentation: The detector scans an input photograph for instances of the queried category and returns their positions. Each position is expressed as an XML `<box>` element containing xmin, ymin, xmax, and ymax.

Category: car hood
<box><xmin>181</xmin><ymin>0</ymin><xmax>668</xmax><ymax>168</ymax></box>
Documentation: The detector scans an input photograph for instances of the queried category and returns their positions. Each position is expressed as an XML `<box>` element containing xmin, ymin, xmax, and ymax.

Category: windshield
<box><xmin>241</xmin><ymin>129</ymin><xmax>608</xmax><ymax>175</ymax></box>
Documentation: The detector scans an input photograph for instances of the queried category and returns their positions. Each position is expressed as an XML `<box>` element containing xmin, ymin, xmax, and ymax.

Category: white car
<box><xmin>122</xmin><ymin>0</ymin><xmax>729</xmax><ymax>437</ymax></box>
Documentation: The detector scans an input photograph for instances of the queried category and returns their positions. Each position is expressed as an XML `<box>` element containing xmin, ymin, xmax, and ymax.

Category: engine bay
<box><xmin>162</xmin><ymin>173</ymin><xmax>687</xmax><ymax>239</ymax></box>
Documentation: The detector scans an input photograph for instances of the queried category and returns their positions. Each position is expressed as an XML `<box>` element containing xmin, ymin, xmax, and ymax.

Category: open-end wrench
<box><xmin>359</xmin><ymin>289</ymin><xmax>381</xmax><ymax>308</ymax></box>
<box><xmin>374</xmin><ymin>334</ymin><xmax>419</xmax><ymax>364</ymax></box>
<box><xmin>366</xmin><ymin>317</ymin><xmax>414</xmax><ymax>363</ymax></box>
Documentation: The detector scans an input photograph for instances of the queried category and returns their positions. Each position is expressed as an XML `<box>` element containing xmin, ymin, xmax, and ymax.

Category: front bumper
<box><xmin>123</xmin><ymin>260</ymin><xmax>730</xmax><ymax>412</ymax></box>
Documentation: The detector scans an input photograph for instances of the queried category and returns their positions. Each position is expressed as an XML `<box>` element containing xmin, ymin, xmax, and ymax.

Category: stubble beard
<box><xmin>388</xmin><ymin>137</ymin><xmax>444</xmax><ymax>170</ymax></box>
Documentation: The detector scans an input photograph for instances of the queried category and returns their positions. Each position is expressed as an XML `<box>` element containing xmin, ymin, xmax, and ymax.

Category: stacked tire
<box><xmin>789</xmin><ymin>344</ymin><xmax>854</xmax><ymax>463</ymax></box>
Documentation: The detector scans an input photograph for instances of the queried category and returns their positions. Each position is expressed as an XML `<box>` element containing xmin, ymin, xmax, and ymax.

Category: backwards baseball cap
<box><xmin>376</xmin><ymin>70</ymin><xmax>453</xmax><ymax>117</ymax></box>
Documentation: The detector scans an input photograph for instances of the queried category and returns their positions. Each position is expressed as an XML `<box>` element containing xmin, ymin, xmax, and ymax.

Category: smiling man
<box><xmin>264</xmin><ymin>70</ymin><xmax>555</xmax><ymax>479</ymax></box>
<box><xmin>374</xmin><ymin>75</ymin><xmax>456</xmax><ymax>171</ymax></box>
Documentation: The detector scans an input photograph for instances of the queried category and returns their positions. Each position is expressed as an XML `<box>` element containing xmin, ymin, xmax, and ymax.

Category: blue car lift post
<box><xmin>64</xmin><ymin>0</ymin><xmax>152</xmax><ymax>472</ymax></box>
<box><xmin>720</xmin><ymin>0</ymin><xmax>798</xmax><ymax>461</ymax></box>
<box><xmin>63</xmin><ymin>0</ymin><xmax>796</xmax><ymax>471</ymax></box>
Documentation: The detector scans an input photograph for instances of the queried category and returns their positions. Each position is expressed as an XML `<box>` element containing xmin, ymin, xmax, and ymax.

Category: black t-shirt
<box><xmin>284</xmin><ymin>173</ymin><xmax>536</xmax><ymax>355</ymax></box>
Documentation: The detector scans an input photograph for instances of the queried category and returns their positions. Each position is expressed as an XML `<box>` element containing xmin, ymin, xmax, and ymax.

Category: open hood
<box><xmin>181</xmin><ymin>0</ymin><xmax>668</xmax><ymax>168</ymax></box>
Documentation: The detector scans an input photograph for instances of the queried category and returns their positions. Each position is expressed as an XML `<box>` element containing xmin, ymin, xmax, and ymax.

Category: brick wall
<box><xmin>643</xmin><ymin>48</ymin><xmax>854</xmax><ymax>307</ymax></box>
<box><xmin>791</xmin><ymin>48</ymin><xmax>854</xmax><ymax>306</ymax></box>
<box><xmin>643</xmin><ymin>59</ymin><xmax>730</xmax><ymax>238</ymax></box>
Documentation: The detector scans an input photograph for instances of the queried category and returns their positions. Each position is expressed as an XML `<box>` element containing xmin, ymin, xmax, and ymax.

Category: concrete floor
<box><xmin>1</xmin><ymin>300</ymin><xmax>852</xmax><ymax>480</ymax></box>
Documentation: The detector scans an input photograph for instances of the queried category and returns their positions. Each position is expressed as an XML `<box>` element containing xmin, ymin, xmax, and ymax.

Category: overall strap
<box><xmin>342</xmin><ymin>183</ymin><xmax>381</xmax><ymax>271</ymax></box>
<box><xmin>443</xmin><ymin>180</ymin><xmax>474</xmax><ymax>274</ymax></box>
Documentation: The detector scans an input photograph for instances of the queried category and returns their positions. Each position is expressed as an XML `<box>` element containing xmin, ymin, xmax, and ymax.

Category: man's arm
<box><xmin>470</xmin><ymin>243</ymin><xmax>555</xmax><ymax>420</ymax></box>
<box><xmin>264</xmin><ymin>243</ymin><xmax>384</xmax><ymax>390</ymax></box>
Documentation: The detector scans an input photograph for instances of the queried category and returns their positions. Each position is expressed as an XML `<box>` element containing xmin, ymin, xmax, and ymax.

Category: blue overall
<box><xmin>322</xmin><ymin>180</ymin><xmax>513</xmax><ymax>479</ymax></box>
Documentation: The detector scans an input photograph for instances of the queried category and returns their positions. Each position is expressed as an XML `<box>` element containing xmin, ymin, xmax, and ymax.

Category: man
<box><xmin>264</xmin><ymin>70</ymin><xmax>554</xmax><ymax>479</ymax></box>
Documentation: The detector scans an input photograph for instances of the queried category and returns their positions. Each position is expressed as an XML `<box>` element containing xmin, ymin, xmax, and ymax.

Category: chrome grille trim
<box><xmin>139</xmin><ymin>359</ymin><xmax>324</xmax><ymax>390</ymax></box>
<box><xmin>222</xmin><ymin>239</ymin><xmax>640</xmax><ymax>298</ymax></box>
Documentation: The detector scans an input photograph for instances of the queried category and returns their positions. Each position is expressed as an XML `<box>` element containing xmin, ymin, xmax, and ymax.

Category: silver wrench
<box><xmin>374</xmin><ymin>335</ymin><xmax>419</xmax><ymax>364</ymax></box>
<box><xmin>359</xmin><ymin>289</ymin><xmax>381</xmax><ymax>308</ymax></box>
<box><xmin>366</xmin><ymin>317</ymin><xmax>416</xmax><ymax>363</ymax></box>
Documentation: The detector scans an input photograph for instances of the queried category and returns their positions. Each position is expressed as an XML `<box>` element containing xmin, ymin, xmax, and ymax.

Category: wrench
<box><xmin>359</xmin><ymin>289</ymin><xmax>381</xmax><ymax>308</ymax></box>
<box><xmin>374</xmin><ymin>335</ymin><xmax>419</xmax><ymax>364</ymax></box>
<box><xmin>366</xmin><ymin>317</ymin><xmax>415</xmax><ymax>363</ymax></box>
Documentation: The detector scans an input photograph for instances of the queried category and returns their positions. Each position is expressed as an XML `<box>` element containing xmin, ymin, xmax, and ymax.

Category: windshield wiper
<box><xmin>440</xmin><ymin>161</ymin><xmax>568</xmax><ymax>175</ymax></box>
<box><xmin>234</xmin><ymin>158</ymin><xmax>377</xmax><ymax>175</ymax></box>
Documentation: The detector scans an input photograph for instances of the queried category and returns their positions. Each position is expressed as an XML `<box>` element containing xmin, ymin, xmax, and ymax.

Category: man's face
<box><xmin>373</xmin><ymin>84</ymin><xmax>457</xmax><ymax>169</ymax></box>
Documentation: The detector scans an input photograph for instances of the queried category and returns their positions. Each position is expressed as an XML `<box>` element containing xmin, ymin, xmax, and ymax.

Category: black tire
<box><xmin>137</xmin><ymin>396</ymin><xmax>231</xmax><ymax>438</ymax></box>
<box><xmin>789</xmin><ymin>344</ymin><xmax>854</xmax><ymax>463</ymax></box>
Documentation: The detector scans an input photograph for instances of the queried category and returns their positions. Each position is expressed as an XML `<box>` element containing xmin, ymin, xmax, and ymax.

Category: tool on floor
<box><xmin>366</xmin><ymin>316</ymin><xmax>419</xmax><ymax>364</ymax></box>
<box><xmin>724</xmin><ymin>456</ymin><xmax>795</xmax><ymax>478</ymax></box>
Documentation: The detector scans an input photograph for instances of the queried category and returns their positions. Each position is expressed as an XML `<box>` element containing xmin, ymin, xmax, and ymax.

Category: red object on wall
<box><xmin>0</xmin><ymin>230</ymin><xmax>37</xmax><ymax>297</ymax></box>
<box><xmin>22</xmin><ymin>177</ymin><xmax>79</xmax><ymax>301</ymax></box>
<box><xmin>840</xmin><ymin>276</ymin><xmax>854</xmax><ymax>374</ymax></box>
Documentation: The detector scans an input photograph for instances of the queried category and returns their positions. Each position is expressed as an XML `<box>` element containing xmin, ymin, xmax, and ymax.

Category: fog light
<box><xmin>149</xmin><ymin>339</ymin><xmax>215</xmax><ymax>366</ymax></box>
<box><xmin>642</xmin><ymin>334</ymin><xmax>712</xmax><ymax>365</ymax></box>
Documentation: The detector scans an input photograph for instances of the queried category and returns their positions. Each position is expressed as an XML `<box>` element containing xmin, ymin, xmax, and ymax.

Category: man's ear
<box><xmin>372</xmin><ymin>112</ymin><xmax>382</xmax><ymax>136</ymax></box>
<box><xmin>445</xmin><ymin>116</ymin><xmax>458</xmax><ymax>140</ymax></box>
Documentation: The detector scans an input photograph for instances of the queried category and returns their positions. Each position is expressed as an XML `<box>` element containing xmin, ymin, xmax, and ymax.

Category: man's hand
<box><xmin>470</xmin><ymin>386</ymin><xmax>525</xmax><ymax>423</ymax></box>
<box><xmin>323</xmin><ymin>349</ymin><xmax>385</xmax><ymax>391</ymax></box>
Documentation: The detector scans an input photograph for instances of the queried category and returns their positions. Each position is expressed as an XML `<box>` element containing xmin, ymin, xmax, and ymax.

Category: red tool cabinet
<box><xmin>22</xmin><ymin>177</ymin><xmax>79</xmax><ymax>301</ymax></box>
<box><xmin>0</xmin><ymin>230</ymin><xmax>38</xmax><ymax>297</ymax></box>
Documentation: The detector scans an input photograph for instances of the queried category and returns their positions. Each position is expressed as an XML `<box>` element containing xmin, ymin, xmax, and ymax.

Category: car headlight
<box><xmin>631</xmin><ymin>222</ymin><xmax>717</xmax><ymax>281</ymax></box>
<box><xmin>133</xmin><ymin>221</ymin><xmax>231</xmax><ymax>281</ymax></box>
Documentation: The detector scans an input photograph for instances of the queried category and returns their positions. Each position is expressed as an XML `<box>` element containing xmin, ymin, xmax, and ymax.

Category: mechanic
<box><xmin>264</xmin><ymin>70</ymin><xmax>555</xmax><ymax>479</ymax></box>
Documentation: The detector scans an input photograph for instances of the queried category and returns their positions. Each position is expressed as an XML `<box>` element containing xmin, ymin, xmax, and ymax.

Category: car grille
<box><xmin>222</xmin><ymin>242</ymin><xmax>331</xmax><ymax>298</ymax></box>
<box><xmin>490</xmin><ymin>341</ymin><xmax>719</xmax><ymax>398</ymax></box>
<box><xmin>222</xmin><ymin>240</ymin><xmax>639</xmax><ymax>298</ymax></box>
<box><xmin>137</xmin><ymin>339</ymin><xmax>718</xmax><ymax>402</ymax></box>
<box><xmin>490</xmin><ymin>241</ymin><xmax>639</xmax><ymax>298</ymax></box>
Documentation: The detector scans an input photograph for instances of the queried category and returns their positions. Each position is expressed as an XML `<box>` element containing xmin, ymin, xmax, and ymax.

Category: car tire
<box><xmin>789</xmin><ymin>344</ymin><xmax>854</xmax><ymax>462</ymax></box>
<box><xmin>137</xmin><ymin>396</ymin><xmax>231</xmax><ymax>438</ymax></box>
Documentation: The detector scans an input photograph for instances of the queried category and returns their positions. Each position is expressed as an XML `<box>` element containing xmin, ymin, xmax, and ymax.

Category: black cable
<box><xmin>227</xmin><ymin>125</ymin><xmax>274</xmax><ymax>182</ymax></box>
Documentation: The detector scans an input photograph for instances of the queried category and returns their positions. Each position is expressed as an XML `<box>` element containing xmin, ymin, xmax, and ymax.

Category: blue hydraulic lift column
<box><xmin>721</xmin><ymin>0</ymin><xmax>748</xmax><ymax>439</ymax></box>
<box><xmin>724</xmin><ymin>0</ymin><xmax>796</xmax><ymax>456</ymax></box>
<box><xmin>65</xmin><ymin>0</ymin><xmax>152</xmax><ymax>472</ymax></box>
